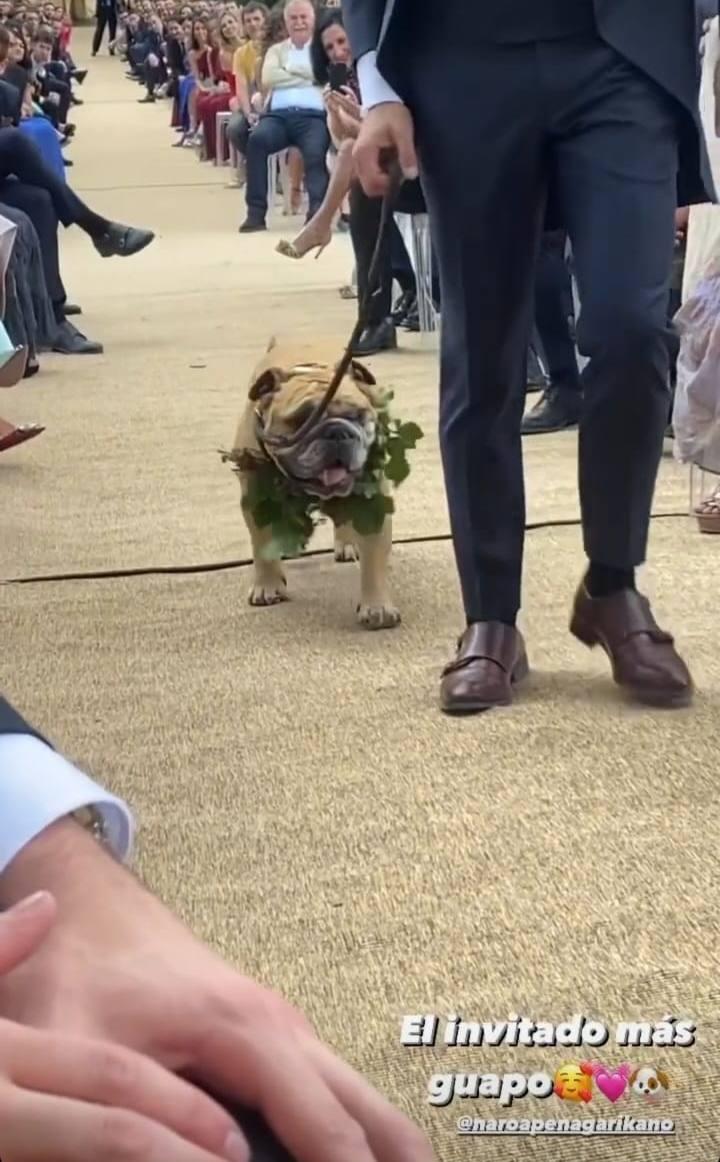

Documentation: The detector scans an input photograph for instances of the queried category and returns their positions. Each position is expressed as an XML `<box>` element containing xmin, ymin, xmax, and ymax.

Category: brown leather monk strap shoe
<box><xmin>570</xmin><ymin>584</ymin><xmax>693</xmax><ymax>708</ymax></box>
<box><xmin>440</xmin><ymin>621</ymin><xmax>529</xmax><ymax>714</ymax></box>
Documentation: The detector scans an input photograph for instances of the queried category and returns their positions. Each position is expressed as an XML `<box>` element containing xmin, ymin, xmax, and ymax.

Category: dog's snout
<box><xmin>324</xmin><ymin>421</ymin><xmax>356</xmax><ymax>441</ymax></box>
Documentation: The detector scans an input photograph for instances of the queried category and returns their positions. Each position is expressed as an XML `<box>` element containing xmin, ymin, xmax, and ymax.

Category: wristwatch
<box><xmin>69</xmin><ymin>805</ymin><xmax>109</xmax><ymax>846</ymax></box>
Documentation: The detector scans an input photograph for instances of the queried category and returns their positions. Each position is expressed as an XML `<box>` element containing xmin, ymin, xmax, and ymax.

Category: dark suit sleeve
<box><xmin>342</xmin><ymin>0</ymin><xmax>387</xmax><ymax>61</ymax></box>
<box><xmin>0</xmin><ymin>696</ymin><xmax>49</xmax><ymax>744</ymax></box>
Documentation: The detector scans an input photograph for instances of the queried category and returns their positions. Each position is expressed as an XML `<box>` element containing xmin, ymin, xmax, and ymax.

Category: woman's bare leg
<box><xmin>277</xmin><ymin>139</ymin><xmax>355</xmax><ymax>260</ymax></box>
<box><xmin>188</xmin><ymin>88</ymin><xmax>199</xmax><ymax>133</ymax></box>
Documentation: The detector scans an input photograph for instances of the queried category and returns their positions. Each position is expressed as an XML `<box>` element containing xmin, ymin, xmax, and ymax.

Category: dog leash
<box><xmin>254</xmin><ymin>158</ymin><xmax>404</xmax><ymax>458</ymax></box>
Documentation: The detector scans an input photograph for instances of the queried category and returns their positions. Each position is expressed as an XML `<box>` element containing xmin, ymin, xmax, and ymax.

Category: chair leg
<box><xmin>267</xmin><ymin>155</ymin><xmax>277</xmax><ymax>210</ymax></box>
<box><xmin>411</xmin><ymin>219</ymin><xmax>437</xmax><ymax>334</ymax></box>
<box><xmin>279</xmin><ymin>152</ymin><xmax>292</xmax><ymax>215</ymax></box>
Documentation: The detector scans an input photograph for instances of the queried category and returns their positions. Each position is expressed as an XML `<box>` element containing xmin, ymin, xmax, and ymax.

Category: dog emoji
<box><xmin>628</xmin><ymin>1066</ymin><xmax>670</xmax><ymax>1101</ymax></box>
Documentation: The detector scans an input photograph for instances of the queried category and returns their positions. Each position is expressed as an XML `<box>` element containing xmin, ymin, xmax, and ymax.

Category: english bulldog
<box><xmin>230</xmin><ymin>338</ymin><xmax>401</xmax><ymax>630</ymax></box>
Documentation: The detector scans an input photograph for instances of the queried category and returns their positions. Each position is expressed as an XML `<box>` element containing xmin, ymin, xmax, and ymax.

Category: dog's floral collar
<box><xmin>220</xmin><ymin>392</ymin><xmax>423</xmax><ymax>560</ymax></box>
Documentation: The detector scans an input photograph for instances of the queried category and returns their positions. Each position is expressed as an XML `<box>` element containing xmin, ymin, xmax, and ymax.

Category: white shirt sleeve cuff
<box><xmin>0</xmin><ymin>734</ymin><xmax>135</xmax><ymax>874</ymax></box>
<box><xmin>356</xmin><ymin>50</ymin><xmax>403</xmax><ymax>110</ymax></box>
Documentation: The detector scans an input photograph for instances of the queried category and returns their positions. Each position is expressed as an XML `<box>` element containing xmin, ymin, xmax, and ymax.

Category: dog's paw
<box><xmin>357</xmin><ymin>602</ymin><xmax>401</xmax><ymax>630</ymax></box>
<box><xmin>334</xmin><ymin>542</ymin><xmax>358</xmax><ymax>564</ymax></box>
<box><xmin>248</xmin><ymin>582</ymin><xmax>288</xmax><ymax>607</ymax></box>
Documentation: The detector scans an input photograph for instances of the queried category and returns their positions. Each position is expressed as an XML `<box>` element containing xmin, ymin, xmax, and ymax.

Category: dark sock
<box><xmin>466</xmin><ymin>616</ymin><xmax>517</xmax><ymax>628</ymax></box>
<box><xmin>585</xmin><ymin>563</ymin><xmax>635</xmax><ymax>598</ymax></box>
<box><xmin>75</xmin><ymin>207</ymin><xmax>111</xmax><ymax>239</ymax></box>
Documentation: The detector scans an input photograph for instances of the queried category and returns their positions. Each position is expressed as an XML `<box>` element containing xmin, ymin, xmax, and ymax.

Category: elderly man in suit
<box><xmin>344</xmin><ymin>0</ymin><xmax>715</xmax><ymax>714</ymax></box>
<box><xmin>0</xmin><ymin>695</ymin><xmax>434</xmax><ymax>1162</ymax></box>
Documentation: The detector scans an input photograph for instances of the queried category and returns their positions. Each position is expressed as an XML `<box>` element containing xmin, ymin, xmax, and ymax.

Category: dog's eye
<box><xmin>291</xmin><ymin>405</ymin><xmax>316</xmax><ymax>427</ymax></box>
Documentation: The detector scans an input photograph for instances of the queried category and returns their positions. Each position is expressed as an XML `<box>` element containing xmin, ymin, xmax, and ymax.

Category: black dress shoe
<box><xmin>138</xmin><ymin>93</ymin><xmax>155</xmax><ymax>103</ymax></box>
<box><xmin>52</xmin><ymin>321</ymin><xmax>104</xmax><ymax>355</ymax></box>
<box><xmin>521</xmin><ymin>387</ymin><xmax>581</xmax><ymax>435</ymax></box>
<box><xmin>391</xmin><ymin>289</ymin><xmax>415</xmax><ymax>325</ymax></box>
<box><xmin>93</xmin><ymin>223</ymin><xmax>155</xmax><ymax>258</ymax></box>
<box><xmin>72</xmin><ymin>68</ymin><xmax>88</xmax><ymax>84</ymax></box>
<box><xmin>352</xmin><ymin>320</ymin><xmax>397</xmax><ymax>357</ymax></box>
<box><xmin>239</xmin><ymin>218</ymin><xmax>267</xmax><ymax>233</ymax></box>
<box><xmin>63</xmin><ymin>303</ymin><xmax>82</xmax><ymax>317</ymax></box>
<box><xmin>402</xmin><ymin>304</ymin><xmax>420</xmax><ymax>332</ymax></box>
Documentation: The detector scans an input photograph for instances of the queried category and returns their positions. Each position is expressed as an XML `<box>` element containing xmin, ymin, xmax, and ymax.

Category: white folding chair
<box><xmin>267</xmin><ymin>150</ymin><xmax>292</xmax><ymax>215</ymax></box>
<box><xmin>214</xmin><ymin>110</ymin><xmax>231</xmax><ymax>167</ymax></box>
<box><xmin>394</xmin><ymin>212</ymin><xmax>439</xmax><ymax>336</ymax></box>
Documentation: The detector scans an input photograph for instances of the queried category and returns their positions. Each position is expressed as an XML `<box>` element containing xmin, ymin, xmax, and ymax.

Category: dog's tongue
<box><xmin>321</xmin><ymin>466</ymin><xmax>349</xmax><ymax>487</ymax></box>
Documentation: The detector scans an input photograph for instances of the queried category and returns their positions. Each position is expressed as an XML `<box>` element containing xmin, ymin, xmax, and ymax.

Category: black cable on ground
<box><xmin>1</xmin><ymin>511</ymin><xmax>690</xmax><ymax>586</ymax></box>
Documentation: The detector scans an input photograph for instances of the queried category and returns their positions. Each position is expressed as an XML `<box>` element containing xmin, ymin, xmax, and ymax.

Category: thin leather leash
<box><xmin>254</xmin><ymin>159</ymin><xmax>404</xmax><ymax>461</ymax></box>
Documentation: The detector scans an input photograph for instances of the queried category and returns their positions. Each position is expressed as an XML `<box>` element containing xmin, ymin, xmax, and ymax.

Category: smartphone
<box><xmin>200</xmin><ymin>1089</ymin><xmax>296</xmax><ymax>1162</ymax></box>
<box><xmin>328</xmin><ymin>62</ymin><xmax>350</xmax><ymax>92</ymax></box>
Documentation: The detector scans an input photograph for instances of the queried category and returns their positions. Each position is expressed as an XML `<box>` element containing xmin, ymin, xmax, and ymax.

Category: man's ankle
<box><xmin>585</xmin><ymin>563</ymin><xmax>636</xmax><ymax>598</ymax></box>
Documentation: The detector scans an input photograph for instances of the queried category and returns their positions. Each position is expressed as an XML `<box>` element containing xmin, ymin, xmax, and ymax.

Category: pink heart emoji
<box><xmin>595</xmin><ymin>1069</ymin><xmax>628</xmax><ymax>1103</ymax></box>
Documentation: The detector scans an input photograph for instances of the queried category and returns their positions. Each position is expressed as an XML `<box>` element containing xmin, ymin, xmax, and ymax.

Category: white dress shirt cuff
<box><xmin>0</xmin><ymin>734</ymin><xmax>135</xmax><ymax>875</ymax></box>
<box><xmin>356</xmin><ymin>50</ymin><xmax>403</xmax><ymax>110</ymax></box>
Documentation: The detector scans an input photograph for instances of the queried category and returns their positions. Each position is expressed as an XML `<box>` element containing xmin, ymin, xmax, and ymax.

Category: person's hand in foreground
<box><xmin>353</xmin><ymin>102</ymin><xmax>418</xmax><ymax>197</ymax></box>
<box><xmin>0</xmin><ymin>819</ymin><xmax>436</xmax><ymax>1162</ymax></box>
<box><xmin>0</xmin><ymin>891</ymin><xmax>250</xmax><ymax>1162</ymax></box>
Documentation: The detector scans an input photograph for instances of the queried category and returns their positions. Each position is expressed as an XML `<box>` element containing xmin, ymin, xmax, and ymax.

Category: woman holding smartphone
<box><xmin>276</xmin><ymin>9</ymin><xmax>421</xmax><ymax>355</ymax></box>
<box><xmin>275</xmin><ymin>9</ymin><xmax>358</xmax><ymax>261</ymax></box>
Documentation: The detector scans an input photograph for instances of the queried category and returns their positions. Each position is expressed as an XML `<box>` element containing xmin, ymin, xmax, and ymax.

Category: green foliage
<box><xmin>220</xmin><ymin>400</ymin><xmax>423</xmax><ymax>560</ymax></box>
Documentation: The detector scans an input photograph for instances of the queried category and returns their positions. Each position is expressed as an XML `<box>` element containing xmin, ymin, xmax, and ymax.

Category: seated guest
<box><xmin>136</xmin><ymin>12</ymin><xmax>167</xmax><ymax>104</ymax></box>
<box><xmin>226</xmin><ymin>0</ymin><xmax>268</xmax><ymax>165</ymax></box>
<box><xmin>276</xmin><ymin>7</ymin><xmax>357</xmax><ymax>259</ymax></box>
<box><xmin>239</xmin><ymin>0</ymin><xmax>329</xmax><ymax>234</ymax></box>
<box><xmin>0</xmin><ymin>125</ymin><xmax>155</xmax><ymax>351</ymax></box>
<box><xmin>172</xmin><ymin>19</ymin><xmax>197</xmax><ymax>137</ymax></box>
<box><xmin>195</xmin><ymin>9</ymin><xmax>238</xmax><ymax>160</ymax></box>
<box><xmin>0</xmin><ymin>212</ymin><xmax>44</xmax><ymax>450</ymax></box>
<box><xmin>164</xmin><ymin>13</ymin><xmax>188</xmax><ymax>107</ymax></box>
<box><xmin>0</xmin><ymin>23</ymin><xmax>34</xmax><ymax>110</ymax></box>
<box><xmin>276</xmin><ymin>9</ymin><xmax>418</xmax><ymax>355</ymax></box>
<box><xmin>2</xmin><ymin>199</ymin><xmax>57</xmax><ymax>374</ymax></box>
<box><xmin>29</xmin><ymin>27</ymin><xmax>72</xmax><ymax>128</ymax></box>
<box><xmin>255</xmin><ymin>2</ymin><xmax>305</xmax><ymax>214</ymax></box>
<box><xmin>176</xmin><ymin>16</ymin><xmax>214</xmax><ymax>147</ymax></box>
<box><xmin>0</xmin><ymin>26</ymin><xmax>67</xmax><ymax>177</ymax></box>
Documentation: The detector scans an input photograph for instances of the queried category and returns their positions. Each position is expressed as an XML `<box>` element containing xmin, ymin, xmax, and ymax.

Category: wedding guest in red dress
<box><xmin>196</xmin><ymin>13</ymin><xmax>240</xmax><ymax>162</ymax></box>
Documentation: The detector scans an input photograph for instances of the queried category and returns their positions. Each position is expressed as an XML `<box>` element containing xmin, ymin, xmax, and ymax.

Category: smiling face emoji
<box><xmin>554</xmin><ymin>1062</ymin><xmax>594</xmax><ymax>1103</ymax></box>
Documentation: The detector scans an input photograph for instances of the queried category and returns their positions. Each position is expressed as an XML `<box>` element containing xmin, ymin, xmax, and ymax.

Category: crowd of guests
<box><xmin>0</xmin><ymin>0</ymin><xmax>702</xmax><ymax>463</ymax></box>
<box><xmin>120</xmin><ymin>0</ymin><xmax>431</xmax><ymax>357</ymax></box>
<box><xmin>0</xmin><ymin>0</ymin><xmax>156</xmax><ymax>454</ymax></box>
<box><xmin>118</xmin><ymin>0</ymin><xmax>691</xmax><ymax>442</ymax></box>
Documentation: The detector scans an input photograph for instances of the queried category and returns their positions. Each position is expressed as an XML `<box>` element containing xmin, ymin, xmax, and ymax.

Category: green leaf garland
<box><xmin>220</xmin><ymin>394</ymin><xmax>423</xmax><ymax>560</ymax></box>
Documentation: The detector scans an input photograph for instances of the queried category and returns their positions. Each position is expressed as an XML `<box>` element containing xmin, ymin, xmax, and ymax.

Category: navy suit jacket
<box><xmin>0</xmin><ymin>696</ymin><xmax>43</xmax><ymax>740</ymax></box>
<box><xmin>342</xmin><ymin>0</ymin><xmax>718</xmax><ymax>205</ymax></box>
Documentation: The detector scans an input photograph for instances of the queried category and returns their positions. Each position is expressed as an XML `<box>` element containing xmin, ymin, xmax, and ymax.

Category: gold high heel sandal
<box><xmin>276</xmin><ymin>237</ymin><xmax>330</xmax><ymax>261</ymax></box>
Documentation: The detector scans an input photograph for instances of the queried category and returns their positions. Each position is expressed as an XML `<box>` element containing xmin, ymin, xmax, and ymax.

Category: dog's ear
<box><xmin>248</xmin><ymin>367</ymin><xmax>285</xmax><ymax>402</ymax></box>
<box><xmin>350</xmin><ymin>359</ymin><xmax>376</xmax><ymax>386</ymax></box>
<box><xmin>656</xmin><ymin>1070</ymin><xmax>670</xmax><ymax>1089</ymax></box>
